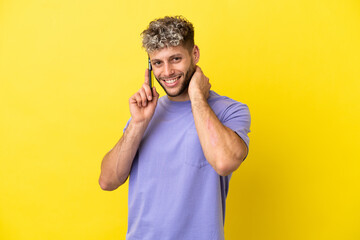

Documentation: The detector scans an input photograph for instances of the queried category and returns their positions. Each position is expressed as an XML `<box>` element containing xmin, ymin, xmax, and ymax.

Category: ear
<box><xmin>192</xmin><ymin>45</ymin><xmax>200</xmax><ymax>64</ymax></box>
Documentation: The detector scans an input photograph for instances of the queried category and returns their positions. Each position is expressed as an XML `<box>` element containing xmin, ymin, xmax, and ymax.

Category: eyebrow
<box><xmin>151</xmin><ymin>54</ymin><xmax>183</xmax><ymax>64</ymax></box>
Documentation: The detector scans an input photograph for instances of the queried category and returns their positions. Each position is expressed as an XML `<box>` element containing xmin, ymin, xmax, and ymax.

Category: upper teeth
<box><xmin>165</xmin><ymin>78</ymin><xmax>177</xmax><ymax>83</ymax></box>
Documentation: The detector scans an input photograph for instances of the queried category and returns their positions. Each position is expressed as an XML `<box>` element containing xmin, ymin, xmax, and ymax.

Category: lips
<box><xmin>162</xmin><ymin>75</ymin><xmax>182</xmax><ymax>87</ymax></box>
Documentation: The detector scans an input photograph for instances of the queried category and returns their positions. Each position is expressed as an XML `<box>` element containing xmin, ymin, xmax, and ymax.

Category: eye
<box><xmin>172</xmin><ymin>57</ymin><xmax>181</xmax><ymax>62</ymax></box>
<box><xmin>153</xmin><ymin>61</ymin><xmax>162</xmax><ymax>66</ymax></box>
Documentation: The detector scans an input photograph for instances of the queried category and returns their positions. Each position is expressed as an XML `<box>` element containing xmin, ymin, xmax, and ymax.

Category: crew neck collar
<box><xmin>160</xmin><ymin>91</ymin><xmax>216</xmax><ymax>111</ymax></box>
<box><xmin>160</xmin><ymin>95</ymin><xmax>192</xmax><ymax>112</ymax></box>
<box><xmin>164</xmin><ymin>95</ymin><xmax>191</xmax><ymax>104</ymax></box>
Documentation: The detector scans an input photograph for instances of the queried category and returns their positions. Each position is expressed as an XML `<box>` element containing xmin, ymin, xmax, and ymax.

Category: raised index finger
<box><xmin>144</xmin><ymin>68</ymin><xmax>153</xmax><ymax>100</ymax></box>
<box><xmin>144</xmin><ymin>68</ymin><xmax>150</xmax><ymax>85</ymax></box>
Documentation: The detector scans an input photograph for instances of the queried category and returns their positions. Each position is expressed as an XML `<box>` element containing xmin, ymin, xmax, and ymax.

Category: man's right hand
<box><xmin>129</xmin><ymin>69</ymin><xmax>159</xmax><ymax>124</ymax></box>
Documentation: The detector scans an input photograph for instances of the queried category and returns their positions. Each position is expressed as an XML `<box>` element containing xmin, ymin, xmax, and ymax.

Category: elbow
<box><xmin>213</xmin><ymin>133</ymin><xmax>248</xmax><ymax>176</ymax></box>
<box><xmin>215</xmin><ymin>160</ymin><xmax>236</xmax><ymax>176</ymax></box>
<box><xmin>98</xmin><ymin>175</ymin><xmax>125</xmax><ymax>191</ymax></box>
<box><xmin>214</xmin><ymin>154</ymin><xmax>245</xmax><ymax>177</ymax></box>
<box><xmin>99</xmin><ymin>177</ymin><xmax>115</xmax><ymax>191</ymax></box>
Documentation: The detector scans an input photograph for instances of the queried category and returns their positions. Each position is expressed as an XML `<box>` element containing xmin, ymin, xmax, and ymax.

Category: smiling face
<box><xmin>149</xmin><ymin>45</ymin><xmax>199</xmax><ymax>101</ymax></box>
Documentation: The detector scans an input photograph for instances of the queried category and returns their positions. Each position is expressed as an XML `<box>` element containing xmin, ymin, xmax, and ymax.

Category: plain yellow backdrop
<box><xmin>1</xmin><ymin>0</ymin><xmax>359</xmax><ymax>239</ymax></box>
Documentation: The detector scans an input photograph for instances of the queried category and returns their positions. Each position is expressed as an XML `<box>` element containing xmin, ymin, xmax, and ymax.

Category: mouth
<box><xmin>161</xmin><ymin>75</ymin><xmax>182</xmax><ymax>87</ymax></box>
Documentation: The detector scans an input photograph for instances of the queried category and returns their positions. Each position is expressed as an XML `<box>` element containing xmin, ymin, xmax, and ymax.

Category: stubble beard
<box><xmin>155</xmin><ymin>63</ymin><xmax>196</xmax><ymax>98</ymax></box>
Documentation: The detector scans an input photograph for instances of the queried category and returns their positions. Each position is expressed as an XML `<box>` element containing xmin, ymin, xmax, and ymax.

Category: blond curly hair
<box><xmin>141</xmin><ymin>16</ymin><xmax>195</xmax><ymax>53</ymax></box>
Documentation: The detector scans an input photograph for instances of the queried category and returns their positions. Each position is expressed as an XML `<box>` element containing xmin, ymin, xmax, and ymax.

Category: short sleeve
<box><xmin>220</xmin><ymin>102</ymin><xmax>251</xmax><ymax>159</ymax></box>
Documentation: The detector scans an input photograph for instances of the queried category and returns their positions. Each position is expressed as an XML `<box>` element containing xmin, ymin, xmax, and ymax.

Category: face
<box><xmin>149</xmin><ymin>45</ymin><xmax>199</xmax><ymax>101</ymax></box>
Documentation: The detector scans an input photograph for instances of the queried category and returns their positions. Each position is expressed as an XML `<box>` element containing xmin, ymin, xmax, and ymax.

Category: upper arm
<box><xmin>221</xmin><ymin>102</ymin><xmax>251</xmax><ymax>160</ymax></box>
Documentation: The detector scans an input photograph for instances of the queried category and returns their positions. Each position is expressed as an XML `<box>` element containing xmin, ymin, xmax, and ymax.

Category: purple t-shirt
<box><xmin>124</xmin><ymin>91</ymin><xmax>251</xmax><ymax>240</ymax></box>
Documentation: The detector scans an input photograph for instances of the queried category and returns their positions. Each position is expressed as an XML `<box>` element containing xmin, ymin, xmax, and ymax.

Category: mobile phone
<box><xmin>148</xmin><ymin>57</ymin><xmax>153</xmax><ymax>89</ymax></box>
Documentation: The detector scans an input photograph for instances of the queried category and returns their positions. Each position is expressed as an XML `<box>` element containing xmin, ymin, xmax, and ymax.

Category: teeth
<box><xmin>165</xmin><ymin>76</ymin><xmax>179</xmax><ymax>83</ymax></box>
<box><xmin>165</xmin><ymin>79</ymin><xmax>176</xmax><ymax>83</ymax></box>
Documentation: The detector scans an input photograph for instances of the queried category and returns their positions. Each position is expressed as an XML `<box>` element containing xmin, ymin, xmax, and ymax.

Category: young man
<box><xmin>99</xmin><ymin>16</ymin><xmax>251</xmax><ymax>240</ymax></box>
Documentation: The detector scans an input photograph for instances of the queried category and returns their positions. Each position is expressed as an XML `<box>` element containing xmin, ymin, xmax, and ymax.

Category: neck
<box><xmin>167</xmin><ymin>89</ymin><xmax>190</xmax><ymax>102</ymax></box>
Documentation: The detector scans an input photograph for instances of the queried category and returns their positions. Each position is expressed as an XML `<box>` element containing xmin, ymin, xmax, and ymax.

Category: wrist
<box><xmin>189</xmin><ymin>90</ymin><xmax>207</xmax><ymax>103</ymax></box>
<box><xmin>190</xmin><ymin>94</ymin><xmax>208</xmax><ymax>110</ymax></box>
<box><xmin>129</xmin><ymin>119</ymin><xmax>149</xmax><ymax>131</ymax></box>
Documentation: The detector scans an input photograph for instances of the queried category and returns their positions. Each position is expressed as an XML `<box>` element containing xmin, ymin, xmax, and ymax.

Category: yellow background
<box><xmin>1</xmin><ymin>0</ymin><xmax>359</xmax><ymax>239</ymax></box>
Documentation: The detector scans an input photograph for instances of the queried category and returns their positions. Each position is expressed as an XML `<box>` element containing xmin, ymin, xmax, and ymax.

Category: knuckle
<box><xmin>143</xmin><ymin>85</ymin><xmax>150</xmax><ymax>92</ymax></box>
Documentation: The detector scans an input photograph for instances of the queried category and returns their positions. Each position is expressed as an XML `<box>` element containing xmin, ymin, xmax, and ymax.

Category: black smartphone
<box><xmin>148</xmin><ymin>57</ymin><xmax>153</xmax><ymax>89</ymax></box>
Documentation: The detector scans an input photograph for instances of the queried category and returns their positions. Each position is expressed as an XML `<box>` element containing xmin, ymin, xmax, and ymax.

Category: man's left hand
<box><xmin>188</xmin><ymin>66</ymin><xmax>211</xmax><ymax>102</ymax></box>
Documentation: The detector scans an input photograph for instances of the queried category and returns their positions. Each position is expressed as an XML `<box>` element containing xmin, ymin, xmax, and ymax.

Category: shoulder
<box><xmin>208</xmin><ymin>90</ymin><xmax>247</xmax><ymax>107</ymax></box>
<box><xmin>208</xmin><ymin>91</ymin><xmax>250</xmax><ymax>120</ymax></box>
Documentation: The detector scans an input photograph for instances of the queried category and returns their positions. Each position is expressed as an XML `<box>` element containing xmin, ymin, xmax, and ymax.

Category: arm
<box><xmin>188</xmin><ymin>67</ymin><xmax>248</xmax><ymax>176</ymax></box>
<box><xmin>99</xmin><ymin>69</ymin><xmax>159</xmax><ymax>191</ymax></box>
<box><xmin>99</xmin><ymin>120</ymin><xmax>149</xmax><ymax>190</ymax></box>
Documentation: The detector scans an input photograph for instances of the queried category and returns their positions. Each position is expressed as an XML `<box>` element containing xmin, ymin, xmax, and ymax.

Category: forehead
<box><xmin>149</xmin><ymin>45</ymin><xmax>190</xmax><ymax>60</ymax></box>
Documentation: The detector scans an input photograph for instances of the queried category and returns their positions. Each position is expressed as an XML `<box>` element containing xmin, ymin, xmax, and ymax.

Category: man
<box><xmin>99</xmin><ymin>16</ymin><xmax>251</xmax><ymax>240</ymax></box>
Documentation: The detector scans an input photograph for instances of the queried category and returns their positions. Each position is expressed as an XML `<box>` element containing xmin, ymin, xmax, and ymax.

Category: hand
<box><xmin>129</xmin><ymin>69</ymin><xmax>159</xmax><ymax>124</ymax></box>
<box><xmin>188</xmin><ymin>66</ymin><xmax>211</xmax><ymax>102</ymax></box>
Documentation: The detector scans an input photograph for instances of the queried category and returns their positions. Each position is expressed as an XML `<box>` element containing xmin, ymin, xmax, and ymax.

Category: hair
<box><xmin>141</xmin><ymin>16</ymin><xmax>195</xmax><ymax>53</ymax></box>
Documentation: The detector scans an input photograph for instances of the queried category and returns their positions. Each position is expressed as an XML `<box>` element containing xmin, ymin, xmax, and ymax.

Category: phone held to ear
<box><xmin>148</xmin><ymin>57</ymin><xmax>153</xmax><ymax>89</ymax></box>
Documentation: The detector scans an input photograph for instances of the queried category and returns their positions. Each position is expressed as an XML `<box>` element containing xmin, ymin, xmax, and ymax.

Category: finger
<box><xmin>139</xmin><ymin>88</ymin><xmax>148</xmax><ymax>107</ymax></box>
<box><xmin>195</xmin><ymin>65</ymin><xmax>203</xmax><ymax>73</ymax></box>
<box><xmin>192</xmin><ymin>66</ymin><xmax>203</xmax><ymax>79</ymax></box>
<box><xmin>153</xmin><ymin>86</ymin><xmax>159</xmax><ymax>99</ymax></box>
<box><xmin>144</xmin><ymin>68</ymin><xmax>150</xmax><ymax>85</ymax></box>
<box><xmin>145</xmin><ymin>68</ymin><xmax>154</xmax><ymax>99</ymax></box>
<box><xmin>142</xmin><ymin>83</ymin><xmax>152</xmax><ymax>101</ymax></box>
<box><xmin>129</xmin><ymin>95</ymin><xmax>136</xmax><ymax>104</ymax></box>
<box><xmin>151</xmin><ymin>87</ymin><xmax>160</xmax><ymax>105</ymax></box>
<box><xmin>134</xmin><ymin>92</ymin><xmax>142</xmax><ymax>108</ymax></box>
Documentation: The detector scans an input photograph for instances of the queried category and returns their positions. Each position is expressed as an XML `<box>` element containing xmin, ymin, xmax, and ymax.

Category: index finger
<box><xmin>144</xmin><ymin>68</ymin><xmax>153</xmax><ymax>99</ymax></box>
<box><xmin>195</xmin><ymin>65</ymin><xmax>203</xmax><ymax>74</ymax></box>
<box><xmin>144</xmin><ymin>68</ymin><xmax>150</xmax><ymax>85</ymax></box>
<box><xmin>191</xmin><ymin>65</ymin><xmax>203</xmax><ymax>79</ymax></box>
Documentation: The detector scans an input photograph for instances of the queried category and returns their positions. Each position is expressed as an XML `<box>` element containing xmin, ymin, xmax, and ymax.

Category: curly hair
<box><xmin>141</xmin><ymin>16</ymin><xmax>195</xmax><ymax>53</ymax></box>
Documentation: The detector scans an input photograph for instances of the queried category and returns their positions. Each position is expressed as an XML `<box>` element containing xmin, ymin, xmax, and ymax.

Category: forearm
<box><xmin>191</xmin><ymin>97</ymin><xmax>247</xmax><ymax>176</ymax></box>
<box><xmin>99</xmin><ymin>120</ymin><xmax>148</xmax><ymax>190</ymax></box>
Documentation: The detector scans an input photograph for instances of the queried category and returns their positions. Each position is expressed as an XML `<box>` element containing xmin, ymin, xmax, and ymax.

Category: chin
<box><xmin>165</xmin><ymin>82</ymin><xmax>189</xmax><ymax>98</ymax></box>
<box><xmin>163</xmin><ymin>87</ymin><xmax>183</xmax><ymax>97</ymax></box>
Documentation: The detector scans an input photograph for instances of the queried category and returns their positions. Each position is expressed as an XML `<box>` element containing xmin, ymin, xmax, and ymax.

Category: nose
<box><xmin>163</xmin><ymin>63</ymin><xmax>174</xmax><ymax>77</ymax></box>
